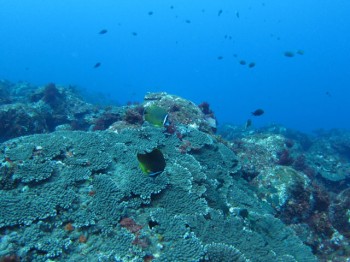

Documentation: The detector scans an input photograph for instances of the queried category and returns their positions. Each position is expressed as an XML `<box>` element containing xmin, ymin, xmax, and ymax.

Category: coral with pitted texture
<box><xmin>0</xmin><ymin>122</ymin><xmax>316</xmax><ymax>261</ymax></box>
<box><xmin>0</xmin><ymin>88</ymin><xmax>323</xmax><ymax>261</ymax></box>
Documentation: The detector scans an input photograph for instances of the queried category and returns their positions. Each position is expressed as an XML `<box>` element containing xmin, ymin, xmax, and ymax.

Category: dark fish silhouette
<box><xmin>217</xmin><ymin>56</ymin><xmax>223</xmax><ymax>60</ymax></box>
<box><xmin>239</xmin><ymin>60</ymin><xmax>246</xmax><ymax>65</ymax></box>
<box><xmin>248</xmin><ymin>62</ymin><xmax>256</xmax><ymax>68</ymax></box>
<box><xmin>218</xmin><ymin>10</ymin><xmax>223</xmax><ymax>16</ymax></box>
<box><xmin>252</xmin><ymin>109</ymin><xmax>264</xmax><ymax>116</ymax></box>
<box><xmin>148</xmin><ymin>11</ymin><xmax>153</xmax><ymax>15</ymax></box>
<box><xmin>236</xmin><ymin>11</ymin><xmax>240</xmax><ymax>18</ymax></box>
<box><xmin>93</xmin><ymin>62</ymin><xmax>101</xmax><ymax>68</ymax></box>
<box><xmin>99</xmin><ymin>29</ymin><xmax>108</xmax><ymax>34</ymax></box>
<box><xmin>132</xmin><ymin>32</ymin><xmax>138</xmax><ymax>36</ymax></box>
<box><xmin>284</xmin><ymin>51</ymin><xmax>295</xmax><ymax>57</ymax></box>
<box><xmin>185</xmin><ymin>19</ymin><xmax>191</xmax><ymax>23</ymax></box>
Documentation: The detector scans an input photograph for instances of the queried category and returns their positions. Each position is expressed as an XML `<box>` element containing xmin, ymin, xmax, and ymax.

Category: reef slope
<box><xmin>0</xmin><ymin>126</ymin><xmax>316</xmax><ymax>261</ymax></box>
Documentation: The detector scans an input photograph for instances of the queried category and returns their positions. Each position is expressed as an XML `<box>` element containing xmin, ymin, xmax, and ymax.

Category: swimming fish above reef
<box><xmin>252</xmin><ymin>109</ymin><xmax>264</xmax><ymax>116</ymax></box>
<box><xmin>137</xmin><ymin>148</ymin><xmax>166</xmax><ymax>177</ymax></box>
<box><xmin>93</xmin><ymin>62</ymin><xmax>101</xmax><ymax>68</ymax></box>
<box><xmin>99</xmin><ymin>29</ymin><xmax>108</xmax><ymax>34</ymax></box>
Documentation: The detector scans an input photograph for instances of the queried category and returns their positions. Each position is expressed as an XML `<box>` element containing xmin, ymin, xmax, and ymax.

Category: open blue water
<box><xmin>1</xmin><ymin>0</ymin><xmax>349</xmax><ymax>132</ymax></box>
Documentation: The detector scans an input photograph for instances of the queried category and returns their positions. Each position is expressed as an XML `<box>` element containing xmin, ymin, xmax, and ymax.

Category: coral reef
<box><xmin>0</xmin><ymin>119</ymin><xmax>315</xmax><ymax>261</ymax></box>
<box><xmin>1</xmin><ymin>80</ymin><xmax>349</xmax><ymax>261</ymax></box>
<box><xmin>219</xmin><ymin>124</ymin><xmax>350</xmax><ymax>259</ymax></box>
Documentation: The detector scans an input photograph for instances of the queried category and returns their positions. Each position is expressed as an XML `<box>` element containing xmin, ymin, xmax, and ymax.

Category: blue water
<box><xmin>1</xmin><ymin>0</ymin><xmax>350</xmax><ymax>132</ymax></box>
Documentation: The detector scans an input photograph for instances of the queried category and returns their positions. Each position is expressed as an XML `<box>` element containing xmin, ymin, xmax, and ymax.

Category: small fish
<box><xmin>252</xmin><ymin>109</ymin><xmax>264</xmax><ymax>116</ymax></box>
<box><xmin>239</xmin><ymin>60</ymin><xmax>246</xmax><ymax>65</ymax></box>
<box><xmin>99</xmin><ymin>29</ymin><xmax>108</xmax><ymax>34</ymax></box>
<box><xmin>248</xmin><ymin>62</ymin><xmax>256</xmax><ymax>68</ymax></box>
<box><xmin>218</xmin><ymin>9</ymin><xmax>223</xmax><ymax>16</ymax></box>
<box><xmin>185</xmin><ymin>19</ymin><xmax>191</xmax><ymax>23</ymax></box>
<box><xmin>93</xmin><ymin>62</ymin><xmax>101</xmax><ymax>68</ymax></box>
<box><xmin>148</xmin><ymin>11</ymin><xmax>153</xmax><ymax>15</ymax></box>
<box><xmin>236</xmin><ymin>11</ymin><xmax>240</xmax><ymax>18</ymax></box>
<box><xmin>284</xmin><ymin>51</ymin><xmax>295</xmax><ymax>57</ymax></box>
<box><xmin>132</xmin><ymin>32</ymin><xmax>138</xmax><ymax>36</ymax></box>
<box><xmin>217</xmin><ymin>56</ymin><xmax>223</xmax><ymax>60</ymax></box>
<box><xmin>245</xmin><ymin>119</ymin><xmax>252</xmax><ymax>129</ymax></box>
<box><xmin>170</xmin><ymin>5</ymin><xmax>174</xmax><ymax>9</ymax></box>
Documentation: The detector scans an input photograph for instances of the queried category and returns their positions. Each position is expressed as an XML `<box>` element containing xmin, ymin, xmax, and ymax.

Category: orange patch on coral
<box><xmin>64</xmin><ymin>223</ymin><xmax>75</xmax><ymax>231</ymax></box>
<box><xmin>79</xmin><ymin>234</ymin><xmax>87</xmax><ymax>243</ymax></box>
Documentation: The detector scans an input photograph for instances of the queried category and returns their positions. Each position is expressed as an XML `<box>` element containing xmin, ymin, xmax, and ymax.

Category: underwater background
<box><xmin>1</xmin><ymin>0</ymin><xmax>350</xmax><ymax>132</ymax></box>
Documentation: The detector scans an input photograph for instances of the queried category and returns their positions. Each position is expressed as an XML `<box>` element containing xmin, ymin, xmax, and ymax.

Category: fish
<box><xmin>217</xmin><ymin>56</ymin><xmax>223</xmax><ymax>60</ymax></box>
<box><xmin>239</xmin><ymin>60</ymin><xmax>246</xmax><ymax>65</ymax></box>
<box><xmin>284</xmin><ymin>51</ymin><xmax>295</xmax><ymax>57</ymax></box>
<box><xmin>218</xmin><ymin>10</ymin><xmax>223</xmax><ymax>16</ymax></box>
<box><xmin>252</xmin><ymin>109</ymin><xmax>264</xmax><ymax>116</ymax></box>
<box><xmin>132</xmin><ymin>32</ymin><xmax>138</xmax><ymax>36</ymax></box>
<box><xmin>248</xmin><ymin>62</ymin><xmax>256</xmax><ymax>68</ymax></box>
<box><xmin>93</xmin><ymin>62</ymin><xmax>101</xmax><ymax>68</ymax></box>
<box><xmin>148</xmin><ymin>11</ymin><xmax>153</xmax><ymax>15</ymax></box>
<box><xmin>245</xmin><ymin>119</ymin><xmax>252</xmax><ymax>129</ymax></box>
<box><xmin>99</xmin><ymin>29</ymin><xmax>108</xmax><ymax>34</ymax></box>
<box><xmin>236</xmin><ymin>11</ymin><xmax>240</xmax><ymax>18</ymax></box>
<box><xmin>185</xmin><ymin>19</ymin><xmax>191</xmax><ymax>23</ymax></box>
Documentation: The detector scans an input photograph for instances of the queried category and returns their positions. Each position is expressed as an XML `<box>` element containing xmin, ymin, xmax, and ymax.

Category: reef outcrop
<box><xmin>0</xmin><ymin>81</ymin><xmax>316</xmax><ymax>261</ymax></box>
